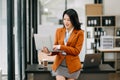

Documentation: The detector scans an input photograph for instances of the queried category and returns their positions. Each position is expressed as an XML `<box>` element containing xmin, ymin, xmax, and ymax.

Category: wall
<box><xmin>103</xmin><ymin>0</ymin><xmax>120</xmax><ymax>15</ymax></box>
<box><xmin>41</xmin><ymin>0</ymin><xmax>94</xmax><ymax>62</ymax></box>
<box><xmin>0</xmin><ymin>0</ymin><xmax>2</xmax><ymax>56</ymax></box>
<box><xmin>0</xmin><ymin>0</ymin><xmax>2</xmax><ymax>74</ymax></box>
<box><xmin>0</xmin><ymin>0</ymin><xmax>7</xmax><ymax>74</ymax></box>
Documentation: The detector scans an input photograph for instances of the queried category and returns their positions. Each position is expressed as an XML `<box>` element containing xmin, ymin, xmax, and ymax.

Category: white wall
<box><xmin>0</xmin><ymin>0</ymin><xmax>7</xmax><ymax>74</ymax></box>
<box><xmin>0</xmin><ymin>0</ymin><xmax>2</xmax><ymax>75</ymax></box>
<box><xmin>103</xmin><ymin>0</ymin><xmax>120</xmax><ymax>15</ymax></box>
<box><xmin>0</xmin><ymin>0</ymin><xmax>2</xmax><ymax>55</ymax></box>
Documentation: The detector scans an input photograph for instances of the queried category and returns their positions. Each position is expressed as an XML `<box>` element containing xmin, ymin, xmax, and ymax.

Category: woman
<box><xmin>42</xmin><ymin>9</ymin><xmax>84</xmax><ymax>80</ymax></box>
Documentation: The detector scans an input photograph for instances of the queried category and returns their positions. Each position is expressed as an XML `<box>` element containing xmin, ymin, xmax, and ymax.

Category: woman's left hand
<box><xmin>41</xmin><ymin>47</ymin><xmax>50</xmax><ymax>54</ymax></box>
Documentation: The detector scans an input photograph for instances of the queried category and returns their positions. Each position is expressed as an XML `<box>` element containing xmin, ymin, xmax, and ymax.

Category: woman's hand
<box><xmin>41</xmin><ymin>47</ymin><xmax>50</xmax><ymax>54</ymax></box>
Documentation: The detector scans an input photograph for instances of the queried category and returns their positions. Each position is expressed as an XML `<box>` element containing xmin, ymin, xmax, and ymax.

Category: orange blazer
<box><xmin>52</xmin><ymin>27</ymin><xmax>84</xmax><ymax>73</ymax></box>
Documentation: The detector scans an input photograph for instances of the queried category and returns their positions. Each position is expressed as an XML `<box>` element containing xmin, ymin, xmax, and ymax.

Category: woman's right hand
<box><xmin>41</xmin><ymin>47</ymin><xmax>50</xmax><ymax>54</ymax></box>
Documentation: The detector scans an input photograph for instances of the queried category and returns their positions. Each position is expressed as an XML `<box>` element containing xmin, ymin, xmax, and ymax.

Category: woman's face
<box><xmin>63</xmin><ymin>14</ymin><xmax>73</xmax><ymax>30</ymax></box>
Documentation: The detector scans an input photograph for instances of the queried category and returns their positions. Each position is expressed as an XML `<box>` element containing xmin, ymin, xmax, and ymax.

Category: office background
<box><xmin>0</xmin><ymin>0</ymin><xmax>120</xmax><ymax>80</ymax></box>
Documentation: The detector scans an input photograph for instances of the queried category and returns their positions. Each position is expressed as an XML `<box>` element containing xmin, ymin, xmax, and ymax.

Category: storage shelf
<box><xmin>86</xmin><ymin>14</ymin><xmax>120</xmax><ymax>72</ymax></box>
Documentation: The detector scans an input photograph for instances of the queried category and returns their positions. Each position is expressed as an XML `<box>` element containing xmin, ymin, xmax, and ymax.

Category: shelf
<box><xmin>86</xmin><ymin>14</ymin><xmax>120</xmax><ymax>72</ymax></box>
<box><xmin>102</xmin><ymin>16</ymin><xmax>115</xmax><ymax>26</ymax></box>
<box><xmin>87</xmin><ymin>16</ymin><xmax>101</xmax><ymax>26</ymax></box>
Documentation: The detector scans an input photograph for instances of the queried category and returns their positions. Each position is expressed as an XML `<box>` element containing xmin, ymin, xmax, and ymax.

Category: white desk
<box><xmin>98</xmin><ymin>47</ymin><xmax>120</xmax><ymax>52</ymax></box>
<box><xmin>98</xmin><ymin>47</ymin><xmax>120</xmax><ymax>72</ymax></box>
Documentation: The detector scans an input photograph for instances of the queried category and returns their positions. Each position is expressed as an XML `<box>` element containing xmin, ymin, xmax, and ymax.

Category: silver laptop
<box><xmin>34</xmin><ymin>34</ymin><xmax>62</xmax><ymax>53</ymax></box>
<box><xmin>83</xmin><ymin>54</ymin><xmax>101</xmax><ymax>69</ymax></box>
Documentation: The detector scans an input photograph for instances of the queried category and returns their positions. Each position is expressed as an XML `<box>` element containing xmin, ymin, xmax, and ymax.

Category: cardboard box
<box><xmin>86</xmin><ymin>4</ymin><xmax>103</xmax><ymax>15</ymax></box>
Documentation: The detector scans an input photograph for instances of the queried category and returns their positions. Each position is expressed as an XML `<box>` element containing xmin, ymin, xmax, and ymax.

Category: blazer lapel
<box><xmin>60</xmin><ymin>28</ymin><xmax>66</xmax><ymax>45</ymax></box>
<box><xmin>67</xmin><ymin>29</ymin><xmax>78</xmax><ymax>44</ymax></box>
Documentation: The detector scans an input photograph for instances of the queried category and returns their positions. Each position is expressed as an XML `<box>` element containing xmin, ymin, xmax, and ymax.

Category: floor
<box><xmin>109</xmin><ymin>73</ymin><xmax>120</xmax><ymax>80</ymax></box>
<box><xmin>2</xmin><ymin>75</ymin><xmax>19</xmax><ymax>80</ymax></box>
<box><xmin>1</xmin><ymin>73</ymin><xmax>120</xmax><ymax>80</ymax></box>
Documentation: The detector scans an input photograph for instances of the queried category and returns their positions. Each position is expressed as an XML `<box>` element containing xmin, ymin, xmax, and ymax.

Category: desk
<box><xmin>25</xmin><ymin>64</ymin><xmax>115</xmax><ymax>80</ymax></box>
<box><xmin>98</xmin><ymin>47</ymin><xmax>120</xmax><ymax>53</ymax></box>
<box><xmin>98</xmin><ymin>47</ymin><xmax>120</xmax><ymax>72</ymax></box>
<box><xmin>25</xmin><ymin>64</ymin><xmax>53</xmax><ymax>80</ymax></box>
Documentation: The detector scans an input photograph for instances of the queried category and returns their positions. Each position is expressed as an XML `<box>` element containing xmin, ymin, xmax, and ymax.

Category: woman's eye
<box><xmin>63</xmin><ymin>19</ymin><xmax>70</xmax><ymax>21</ymax></box>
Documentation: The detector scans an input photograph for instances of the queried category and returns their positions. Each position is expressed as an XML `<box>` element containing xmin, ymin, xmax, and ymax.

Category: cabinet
<box><xmin>86</xmin><ymin>15</ymin><xmax>120</xmax><ymax>72</ymax></box>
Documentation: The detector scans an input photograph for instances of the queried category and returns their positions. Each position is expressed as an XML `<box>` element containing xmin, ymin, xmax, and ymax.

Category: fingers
<box><xmin>47</xmin><ymin>52</ymin><xmax>52</xmax><ymax>56</ymax></box>
<box><xmin>41</xmin><ymin>47</ymin><xmax>50</xmax><ymax>53</ymax></box>
<box><xmin>53</xmin><ymin>45</ymin><xmax>58</xmax><ymax>50</ymax></box>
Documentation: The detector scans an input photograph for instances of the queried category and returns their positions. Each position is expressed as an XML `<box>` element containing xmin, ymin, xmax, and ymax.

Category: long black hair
<box><xmin>63</xmin><ymin>9</ymin><xmax>82</xmax><ymax>30</ymax></box>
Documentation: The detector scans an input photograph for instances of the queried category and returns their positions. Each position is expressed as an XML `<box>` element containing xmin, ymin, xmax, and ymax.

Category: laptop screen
<box><xmin>34</xmin><ymin>34</ymin><xmax>53</xmax><ymax>51</ymax></box>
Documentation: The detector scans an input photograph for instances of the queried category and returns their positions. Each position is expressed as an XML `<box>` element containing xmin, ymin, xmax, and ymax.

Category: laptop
<box><xmin>83</xmin><ymin>53</ymin><xmax>101</xmax><ymax>69</ymax></box>
<box><xmin>34</xmin><ymin>34</ymin><xmax>63</xmax><ymax>53</ymax></box>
